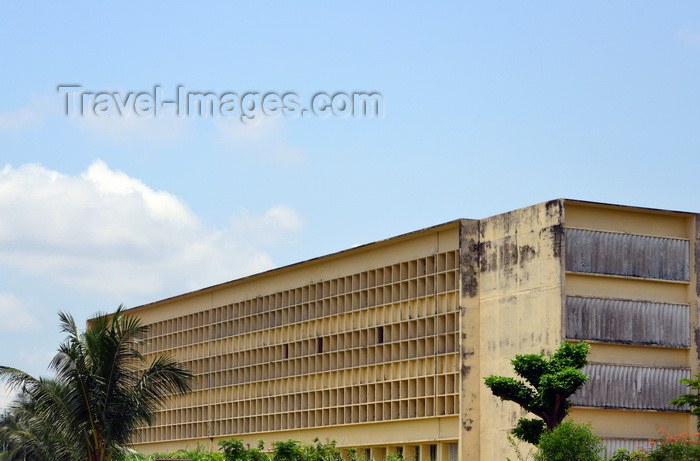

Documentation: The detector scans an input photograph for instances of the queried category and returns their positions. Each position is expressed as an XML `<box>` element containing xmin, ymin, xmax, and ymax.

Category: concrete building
<box><xmin>127</xmin><ymin>199</ymin><xmax>699</xmax><ymax>460</ymax></box>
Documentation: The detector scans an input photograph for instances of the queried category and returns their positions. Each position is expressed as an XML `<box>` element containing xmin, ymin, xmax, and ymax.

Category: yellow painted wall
<box><xmin>136</xmin><ymin>417</ymin><xmax>459</xmax><ymax>458</ymax></box>
<box><xmin>564</xmin><ymin>201</ymin><xmax>698</xmax><ymax>441</ymax></box>
<box><xmin>127</xmin><ymin>222</ymin><xmax>464</xmax><ymax>460</ymax></box>
<box><xmin>125</xmin><ymin>200</ymin><xmax>700</xmax><ymax>460</ymax></box>
<box><xmin>477</xmin><ymin>200</ymin><xmax>566</xmax><ymax>461</ymax></box>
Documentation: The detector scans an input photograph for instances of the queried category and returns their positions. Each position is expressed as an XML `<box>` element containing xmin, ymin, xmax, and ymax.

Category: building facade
<box><xmin>128</xmin><ymin>199</ymin><xmax>699</xmax><ymax>460</ymax></box>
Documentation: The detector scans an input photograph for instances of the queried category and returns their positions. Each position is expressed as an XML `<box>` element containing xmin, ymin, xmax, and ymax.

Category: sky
<box><xmin>1</xmin><ymin>2</ymin><xmax>700</xmax><ymax>408</ymax></box>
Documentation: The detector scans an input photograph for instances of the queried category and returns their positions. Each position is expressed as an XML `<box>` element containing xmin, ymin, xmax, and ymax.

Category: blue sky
<box><xmin>1</xmin><ymin>2</ymin><xmax>699</xmax><ymax>406</ymax></box>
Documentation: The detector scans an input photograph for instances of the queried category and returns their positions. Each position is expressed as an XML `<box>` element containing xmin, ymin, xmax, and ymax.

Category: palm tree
<box><xmin>0</xmin><ymin>389</ymin><xmax>71</xmax><ymax>461</ymax></box>
<box><xmin>0</xmin><ymin>306</ymin><xmax>193</xmax><ymax>461</ymax></box>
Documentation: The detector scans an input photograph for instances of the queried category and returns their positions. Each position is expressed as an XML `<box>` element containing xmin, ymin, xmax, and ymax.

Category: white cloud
<box><xmin>676</xmin><ymin>27</ymin><xmax>700</xmax><ymax>49</ymax></box>
<box><xmin>0</xmin><ymin>383</ymin><xmax>17</xmax><ymax>411</ymax></box>
<box><xmin>0</xmin><ymin>293</ymin><xmax>41</xmax><ymax>332</ymax></box>
<box><xmin>0</xmin><ymin>160</ymin><xmax>304</xmax><ymax>299</ymax></box>
<box><xmin>230</xmin><ymin>205</ymin><xmax>305</xmax><ymax>246</ymax></box>
<box><xmin>0</xmin><ymin>348</ymin><xmax>56</xmax><ymax>411</ymax></box>
<box><xmin>75</xmin><ymin>112</ymin><xmax>190</xmax><ymax>145</ymax></box>
<box><xmin>0</xmin><ymin>95</ymin><xmax>52</xmax><ymax>132</ymax></box>
<box><xmin>214</xmin><ymin>117</ymin><xmax>306</xmax><ymax>164</ymax></box>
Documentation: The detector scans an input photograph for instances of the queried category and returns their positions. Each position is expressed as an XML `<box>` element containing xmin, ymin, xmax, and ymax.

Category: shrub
<box><xmin>611</xmin><ymin>431</ymin><xmax>700</xmax><ymax>460</ymax></box>
<box><xmin>272</xmin><ymin>440</ymin><xmax>302</xmax><ymax>461</ymax></box>
<box><xmin>533</xmin><ymin>421</ymin><xmax>604</xmax><ymax>461</ymax></box>
<box><xmin>219</xmin><ymin>439</ymin><xmax>251</xmax><ymax>461</ymax></box>
<box><xmin>219</xmin><ymin>439</ymin><xmax>270</xmax><ymax>461</ymax></box>
<box><xmin>302</xmin><ymin>438</ymin><xmax>342</xmax><ymax>461</ymax></box>
<box><xmin>132</xmin><ymin>444</ymin><xmax>225</xmax><ymax>461</ymax></box>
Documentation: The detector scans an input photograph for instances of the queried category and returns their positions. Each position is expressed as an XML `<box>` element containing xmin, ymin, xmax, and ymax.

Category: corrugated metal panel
<box><xmin>603</xmin><ymin>439</ymin><xmax>652</xmax><ymax>458</ymax></box>
<box><xmin>565</xmin><ymin>229</ymin><xmax>690</xmax><ymax>281</ymax></box>
<box><xmin>566</xmin><ymin>296</ymin><xmax>690</xmax><ymax>347</ymax></box>
<box><xmin>571</xmin><ymin>364</ymin><xmax>689</xmax><ymax>411</ymax></box>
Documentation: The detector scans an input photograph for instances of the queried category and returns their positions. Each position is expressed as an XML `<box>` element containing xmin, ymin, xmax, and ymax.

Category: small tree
<box><xmin>669</xmin><ymin>373</ymin><xmax>700</xmax><ymax>430</ymax></box>
<box><xmin>219</xmin><ymin>439</ymin><xmax>270</xmax><ymax>461</ymax></box>
<box><xmin>302</xmin><ymin>438</ymin><xmax>342</xmax><ymax>461</ymax></box>
<box><xmin>484</xmin><ymin>341</ymin><xmax>590</xmax><ymax>445</ymax></box>
<box><xmin>249</xmin><ymin>440</ymin><xmax>271</xmax><ymax>461</ymax></box>
<box><xmin>220</xmin><ymin>438</ymin><xmax>251</xmax><ymax>461</ymax></box>
<box><xmin>272</xmin><ymin>440</ymin><xmax>302</xmax><ymax>461</ymax></box>
<box><xmin>534</xmin><ymin>421</ymin><xmax>603</xmax><ymax>461</ymax></box>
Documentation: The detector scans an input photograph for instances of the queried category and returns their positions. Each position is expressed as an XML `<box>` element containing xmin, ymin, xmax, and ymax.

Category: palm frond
<box><xmin>1</xmin><ymin>306</ymin><xmax>193</xmax><ymax>461</ymax></box>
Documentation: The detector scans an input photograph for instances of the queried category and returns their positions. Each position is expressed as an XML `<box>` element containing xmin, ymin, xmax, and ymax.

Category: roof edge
<box><xmin>127</xmin><ymin>218</ymin><xmax>467</xmax><ymax>312</ymax></box>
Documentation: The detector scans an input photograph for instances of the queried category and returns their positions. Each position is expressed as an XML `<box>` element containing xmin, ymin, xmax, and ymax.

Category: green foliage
<box><xmin>272</xmin><ymin>440</ymin><xmax>302</xmax><ymax>461</ymax></box>
<box><xmin>512</xmin><ymin>418</ymin><xmax>546</xmax><ymax>446</ymax></box>
<box><xmin>248</xmin><ymin>440</ymin><xmax>271</xmax><ymax>461</ymax></box>
<box><xmin>533</xmin><ymin>421</ymin><xmax>603</xmax><ymax>461</ymax></box>
<box><xmin>217</xmin><ymin>439</ymin><xmax>270</xmax><ymax>461</ymax></box>
<box><xmin>484</xmin><ymin>341</ymin><xmax>590</xmax><ymax>445</ymax></box>
<box><xmin>0</xmin><ymin>394</ymin><xmax>65</xmax><ymax>461</ymax></box>
<box><xmin>0</xmin><ymin>306</ymin><xmax>193</xmax><ymax>461</ymax></box>
<box><xmin>669</xmin><ymin>373</ymin><xmax>700</xmax><ymax>431</ymax></box>
<box><xmin>152</xmin><ymin>445</ymin><xmax>224</xmax><ymax>460</ymax></box>
<box><xmin>607</xmin><ymin>449</ymin><xmax>635</xmax><ymax>461</ymax></box>
<box><xmin>268</xmin><ymin>438</ymin><xmax>340</xmax><ymax>461</ymax></box>
<box><xmin>301</xmin><ymin>438</ymin><xmax>342</xmax><ymax>461</ymax></box>
<box><xmin>219</xmin><ymin>439</ymin><xmax>251</xmax><ymax>461</ymax></box>
<box><xmin>346</xmin><ymin>448</ymin><xmax>377</xmax><ymax>461</ymax></box>
<box><xmin>118</xmin><ymin>444</ymin><xmax>225</xmax><ymax>461</ymax></box>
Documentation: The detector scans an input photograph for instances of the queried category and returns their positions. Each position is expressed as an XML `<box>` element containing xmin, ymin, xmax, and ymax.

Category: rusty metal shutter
<box><xmin>565</xmin><ymin>229</ymin><xmax>689</xmax><ymax>281</ymax></box>
<box><xmin>571</xmin><ymin>364</ymin><xmax>689</xmax><ymax>411</ymax></box>
<box><xmin>566</xmin><ymin>296</ymin><xmax>690</xmax><ymax>347</ymax></box>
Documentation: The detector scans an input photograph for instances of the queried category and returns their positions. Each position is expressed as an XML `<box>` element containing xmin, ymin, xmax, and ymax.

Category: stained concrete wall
<box><xmin>125</xmin><ymin>199</ymin><xmax>699</xmax><ymax>460</ymax></box>
<box><xmin>458</xmin><ymin>219</ymin><xmax>481</xmax><ymax>460</ymax></box>
<box><xmin>476</xmin><ymin>200</ymin><xmax>566</xmax><ymax>461</ymax></box>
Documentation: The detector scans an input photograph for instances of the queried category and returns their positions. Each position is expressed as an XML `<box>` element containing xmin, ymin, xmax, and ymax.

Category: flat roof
<box><xmin>125</xmin><ymin>198</ymin><xmax>696</xmax><ymax>314</ymax></box>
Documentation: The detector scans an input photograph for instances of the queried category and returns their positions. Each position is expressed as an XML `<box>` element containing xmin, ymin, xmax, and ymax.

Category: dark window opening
<box><xmin>429</xmin><ymin>444</ymin><xmax>437</xmax><ymax>461</ymax></box>
<box><xmin>284</xmin><ymin>344</ymin><xmax>289</xmax><ymax>359</ymax></box>
<box><xmin>317</xmin><ymin>337</ymin><xmax>323</xmax><ymax>354</ymax></box>
<box><xmin>377</xmin><ymin>326</ymin><xmax>384</xmax><ymax>344</ymax></box>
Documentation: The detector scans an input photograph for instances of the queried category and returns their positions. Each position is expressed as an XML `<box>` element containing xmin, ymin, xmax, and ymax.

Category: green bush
<box><xmin>219</xmin><ymin>438</ymin><xmax>247</xmax><ymax>460</ymax></box>
<box><xmin>118</xmin><ymin>444</ymin><xmax>225</xmax><ymax>461</ymax></box>
<box><xmin>219</xmin><ymin>439</ymin><xmax>270</xmax><ymax>461</ymax></box>
<box><xmin>118</xmin><ymin>437</ymin><xmax>343</xmax><ymax>461</ymax></box>
<box><xmin>302</xmin><ymin>438</ymin><xmax>342</xmax><ymax>461</ymax></box>
<box><xmin>272</xmin><ymin>440</ymin><xmax>302</xmax><ymax>461</ymax></box>
<box><xmin>270</xmin><ymin>438</ymin><xmax>341</xmax><ymax>461</ymax></box>
<box><xmin>534</xmin><ymin>421</ymin><xmax>604</xmax><ymax>461</ymax></box>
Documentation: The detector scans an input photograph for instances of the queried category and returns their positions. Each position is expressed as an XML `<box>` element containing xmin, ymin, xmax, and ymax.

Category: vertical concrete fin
<box><xmin>458</xmin><ymin>219</ymin><xmax>480</xmax><ymax>460</ymax></box>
